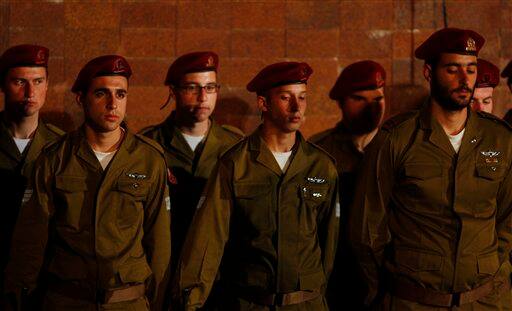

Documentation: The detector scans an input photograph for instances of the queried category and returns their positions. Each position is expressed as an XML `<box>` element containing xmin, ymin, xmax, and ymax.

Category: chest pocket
<box><xmin>473</xmin><ymin>165</ymin><xmax>507</xmax><ymax>217</ymax></box>
<box><xmin>299</xmin><ymin>184</ymin><xmax>329</xmax><ymax>237</ymax></box>
<box><xmin>55</xmin><ymin>175</ymin><xmax>88</xmax><ymax>231</ymax></box>
<box><xmin>115</xmin><ymin>177</ymin><xmax>149</xmax><ymax>229</ymax></box>
<box><xmin>234</xmin><ymin>182</ymin><xmax>272</xmax><ymax>231</ymax></box>
<box><xmin>399</xmin><ymin>164</ymin><xmax>444</xmax><ymax>214</ymax></box>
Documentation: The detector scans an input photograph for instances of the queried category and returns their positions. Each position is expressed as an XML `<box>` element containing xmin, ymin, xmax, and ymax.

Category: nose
<box><xmin>24</xmin><ymin>82</ymin><xmax>35</xmax><ymax>99</ymax></box>
<box><xmin>197</xmin><ymin>87</ymin><xmax>207</xmax><ymax>102</ymax></box>
<box><xmin>289</xmin><ymin>96</ymin><xmax>299</xmax><ymax>111</ymax></box>
<box><xmin>106</xmin><ymin>94</ymin><xmax>117</xmax><ymax>109</ymax></box>
<box><xmin>459</xmin><ymin>68</ymin><xmax>471</xmax><ymax>85</ymax></box>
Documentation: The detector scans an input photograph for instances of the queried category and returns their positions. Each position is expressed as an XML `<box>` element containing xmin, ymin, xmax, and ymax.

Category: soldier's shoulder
<box><xmin>381</xmin><ymin>110</ymin><xmax>419</xmax><ymax>131</ymax></box>
<box><xmin>309</xmin><ymin>128</ymin><xmax>335</xmax><ymax>144</ymax></box>
<box><xmin>44</xmin><ymin>123</ymin><xmax>65</xmax><ymax>137</ymax></box>
<box><xmin>138</xmin><ymin>123</ymin><xmax>163</xmax><ymax>138</ymax></box>
<box><xmin>476</xmin><ymin>111</ymin><xmax>512</xmax><ymax>132</ymax></box>
<box><xmin>133</xmin><ymin>133</ymin><xmax>165</xmax><ymax>157</ymax></box>
<box><xmin>219</xmin><ymin>136</ymin><xmax>249</xmax><ymax>162</ymax></box>
<box><xmin>219</xmin><ymin>124</ymin><xmax>244</xmax><ymax>139</ymax></box>
<box><xmin>306</xmin><ymin>140</ymin><xmax>337</xmax><ymax>169</ymax></box>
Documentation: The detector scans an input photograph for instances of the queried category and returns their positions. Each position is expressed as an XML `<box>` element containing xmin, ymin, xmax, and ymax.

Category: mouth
<box><xmin>288</xmin><ymin>115</ymin><xmax>302</xmax><ymax>123</ymax></box>
<box><xmin>104</xmin><ymin>114</ymin><xmax>119</xmax><ymax>121</ymax></box>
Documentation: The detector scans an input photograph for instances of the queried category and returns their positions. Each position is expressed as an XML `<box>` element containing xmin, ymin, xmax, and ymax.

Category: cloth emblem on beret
<box><xmin>113</xmin><ymin>59</ymin><xmax>125</xmax><ymax>72</ymax></box>
<box><xmin>36</xmin><ymin>50</ymin><xmax>46</xmax><ymax>63</ymax></box>
<box><xmin>466</xmin><ymin>37</ymin><xmax>476</xmax><ymax>52</ymax></box>
<box><xmin>206</xmin><ymin>56</ymin><xmax>214</xmax><ymax>68</ymax></box>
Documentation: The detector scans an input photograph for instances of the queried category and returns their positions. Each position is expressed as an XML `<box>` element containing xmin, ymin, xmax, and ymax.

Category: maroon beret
<box><xmin>246</xmin><ymin>62</ymin><xmax>313</xmax><ymax>93</ymax></box>
<box><xmin>329</xmin><ymin>60</ymin><xmax>386</xmax><ymax>100</ymax></box>
<box><xmin>165</xmin><ymin>51</ymin><xmax>218</xmax><ymax>86</ymax></box>
<box><xmin>0</xmin><ymin>44</ymin><xmax>49</xmax><ymax>78</ymax></box>
<box><xmin>501</xmin><ymin>60</ymin><xmax>512</xmax><ymax>79</ymax></box>
<box><xmin>415</xmin><ymin>28</ymin><xmax>485</xmax><ymax>60</ymax></box>
<box><xmin>71</xmin><ymin>55</ymin><xmax>132</xmax><ymax>93</ymax></box>
<box><xmin>476</xmin><ymin>59</ymin><xmax>499</xmax><ymax>88</ymax></box>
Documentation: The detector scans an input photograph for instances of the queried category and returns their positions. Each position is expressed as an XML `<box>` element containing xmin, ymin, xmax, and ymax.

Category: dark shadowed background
<box><xmin>0</xmin><ymin>0</ymin><xmax>511</xmax><ymax>137</ymax></box>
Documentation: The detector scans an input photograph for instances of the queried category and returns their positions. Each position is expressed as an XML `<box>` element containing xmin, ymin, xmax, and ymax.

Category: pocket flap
<box><xmin>118</xmin><ymin>260</ymin><xmax>152</xmax><ymax>283</ymax></box>
<box><xmin>299</xmin><ymin>270</ymin><xmax>325</xmax><ymax>290</ymax></box>
<box><xmin>116</xmin><ymin>178</ymin><xmax>148</xmax><ymax>199</ymax></box>
<box><xmin>55</xmin><ymin>175</ymin><xmax>88</xmax><ymax>192</ymax></box>
<box><xmin>476</xmin><ymin>165</ymin><xmax>506</xmax><ymax>181</ymax></box>
<box><xmin>395</xmin><ymin>249</ymin><xmax>443</xmax><ymax>272</ymax></box>
<box><xmin>234</xmin><ymin>183</ymin><xmax>270</xmax><ymax>198</ymax></box>
<box><xmin>477</xmin><ymin>252</ymin><xmax>499</xmax><ymax>275</ymax></box>
<box><xmin>300</xmin><ymin>185</ymin><xmax>329</xmax><ymax>201</ymax></box>
<box><xmin>404</xmin><ymin>165</ymin><xmax>442</xmax><ymax>180</ymax></box>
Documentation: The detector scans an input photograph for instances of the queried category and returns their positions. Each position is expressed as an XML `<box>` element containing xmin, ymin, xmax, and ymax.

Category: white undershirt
<box><xmin>272</xmin><ymin>150</ymin><xmax>293</xmax><ymax>172</ymax></box>
<box><xmin>93</xmin><ymin>150</ymin><xmax>117</xmax><ymax>169</ymax></box>
<box><xmin>448</xmin><ymin>128</ymin><xmax>465</xmax><ymax>153</ymax></box>
<box><xmin>13</xmin><ymin>137</ymin><xmax>31</xmax><ymax>154</ymax></box>
<box><xmin>182</xmin><ymin>133</ymin><xmax>205</xmax><ymax>152</ymax></box>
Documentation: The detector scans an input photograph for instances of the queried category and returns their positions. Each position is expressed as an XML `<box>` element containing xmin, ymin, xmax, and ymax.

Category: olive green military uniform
<box><xmin>349</xmin><ymin>105</ymin><xmax>512</xmax><ymax>310</ymax></box>
<box><xmin>310</xmin><ymin>123</ymin><xmax>368</xmax><ymax>310</ymax></box>
<box><xmin>174</xmin><ymin>129</ymin><xmax>339</xmax><ymax>311</ymax></box>
<box><xmin>0</xmin><ymin>111</ymin><xmax>63</xmax><ymax>294</ymax></box>
<box><xmin>140</xmin><ymin>113</ymin><xmax>243</xmax><ymax>269</ymax></box>
<box><xmin>4</xmin><ymin>127</ymin><xmax>171</xmax><ymax>311</ymax></box>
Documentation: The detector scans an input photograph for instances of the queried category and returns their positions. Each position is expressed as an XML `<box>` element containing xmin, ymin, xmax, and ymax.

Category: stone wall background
<box><xmin>0</xmin><ymin>0</ymin><xmax>510</xmax><ymax>137</ymax></box>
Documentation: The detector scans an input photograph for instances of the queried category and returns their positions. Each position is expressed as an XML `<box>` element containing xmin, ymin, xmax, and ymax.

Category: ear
<box><xmin>257</xmin><ymin>95</ymin><xmax>269</xmax><ymax>113</ymax></box>
<box><xmin>423</xmin><ymin>63</ymin><xmax>432</xmax><ymax>82</ymax></box>
<box><xmin>75</xmin><ymin>92</ymin><xmax>84</xmax><ymax>107</ymax></box>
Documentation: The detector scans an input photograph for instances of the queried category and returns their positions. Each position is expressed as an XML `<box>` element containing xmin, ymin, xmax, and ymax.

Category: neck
<box><xmin>85</xmin><ymin>125</ymin><xmax>124</xmax><ymax>153</ymax></box>
<box><xmin>3</xmin><ymin>109</ymin><xmax>39</xmax><ymax>139</ymax></box>
<box><xmin>351</xmin><ymin>128</ymin><xmax>378</xmax><ymax>153</ymax></box>
<box><xmin>175</xmin><ymin>111</ymin><xmax>210</xmax><ymax>136</ymax></box>
<box><xmin>261</xmin><ymin>123</ymin><xmax>296</xmax><ymax>152</ymax></box>
<box><xmin>430</xmin><ymin>98</ymin><xmax>468</xmax><ymax>135</ymax></box>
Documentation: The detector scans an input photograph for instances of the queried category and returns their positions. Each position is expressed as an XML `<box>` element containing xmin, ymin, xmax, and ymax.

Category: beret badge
<box><xmin>466</xmin><ymin>37</ymin><xmax>476</xmax><ymax>52</ymax></box>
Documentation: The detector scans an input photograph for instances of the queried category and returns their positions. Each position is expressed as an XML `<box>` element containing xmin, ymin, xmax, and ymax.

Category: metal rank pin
<box><xmin>470</xmin><ymin>137</ymin><xmax>478</xmax><ymax>144</ymax></box>
<box><xmin>307</xmin><ymin>177</ymin><xmax>326</xmax><ymax>184</ymax></box>
<box><xmin>126</xmin><ymin>172</ymin><xmax>147</xmax><ymax>180</ymax></box>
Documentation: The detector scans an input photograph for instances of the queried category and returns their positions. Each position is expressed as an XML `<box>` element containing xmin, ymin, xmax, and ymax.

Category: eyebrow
<box><xmin>93</xmin><ymin>87</ymin><xmax>127</xmax><ymax>93</ymax></box>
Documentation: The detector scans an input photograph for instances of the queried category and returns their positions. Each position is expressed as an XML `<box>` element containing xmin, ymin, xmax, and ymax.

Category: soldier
<box><xmin>173</xmin><ymin>62</ymin><xmax>339</xmax><ymax>310</ymax></box>
<box><xmin>501</xmin><ymin>61</ymin><xmax>512</xmax><ymax>124</ymax></box>
<box><xmin>470</xmin><ymin>59</ymin><xmax>499</xmax><ymax>114</ymax></box>
<box><xmin>310</xmin><ymin>60</ymin><xmax>386</xmax><ymax>310</ymax></box>
<box><xmin>0</xmin><ymin>44</ymin><xmax>63</xmax><ymax>307</ymax></box>
<box><xmin>4</xmin><ymin>55</ymin><xmax>171</xmax><ymax>311</ymax></box>
<box><xmin>349</xmin><ymin>27</ymin><xmax>512</xmax><ymax>309</ymax></box>
<box><xmin>140</xmin><ymin>51</ymin><xmax>243</xmax><ymax>275</ymax></box>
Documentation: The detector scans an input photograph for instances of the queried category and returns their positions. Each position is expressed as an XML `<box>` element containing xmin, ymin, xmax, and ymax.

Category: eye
<box><xmin>204</xmin><ymin>83</ymin><xmax>218</xmax><ymax>93</ymax></box>
<box><xmin>14</xmin><ymin>79</ymin><xmax>25</xmax><ymax>86</ymax></box>
<box><xmin>94</xmin><ymin>90</ymin><xmax>106</xmax><ymax>98</ymax></box>
<box><xmin>447</xmin><ymin>66</ymin><xmax>458</xmax><ymax>74</ymax></box>
<box><xmin>299</xmin><ymin>95</ymin><xmax>306</xmax><ymax>101</ymax></box>
<box><xmin>483</xmin><ymin>98</ymin><xmax>491</xmax><ymax>104</ymax></box>
<box><xmin>34</xmin><ymin>78</ymin><xmax>45</xmax><ymax>85</ymax></box>
<box><xmin>467</xmin><ymin>66</ymin><xmax>476</xmax><ymax>74</ymax></box>
<box><xmin>116</xmin><ymin>91</ymin><xmax>127</xmax><ymax>99</ymax></box>
<box><xmin>280</xmin><ymin>95</ymin><xmax>290</xmax><ymax>101</ymax></box>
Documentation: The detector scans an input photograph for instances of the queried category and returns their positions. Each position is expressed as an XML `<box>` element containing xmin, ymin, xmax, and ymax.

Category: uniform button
<box><xmin>470</xmin><ymin>138</ymin><xmax>477</xmax><ymax>144</ymax></box>
<box><xmin>133</xmin><ymin>183</ymin><xmax>139</xmax><ymax>188</ymax></box>
<box><xmin>491</xmin><ymin>167</ymin><xmax>497</xmax><ymax>171</ymax></box>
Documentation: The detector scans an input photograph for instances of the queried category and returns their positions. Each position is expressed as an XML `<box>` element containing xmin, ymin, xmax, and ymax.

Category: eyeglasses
<box><xmin>177</xmin><ymin>83</ymin><xmax>220</xmax><ymax>95</ymax></box>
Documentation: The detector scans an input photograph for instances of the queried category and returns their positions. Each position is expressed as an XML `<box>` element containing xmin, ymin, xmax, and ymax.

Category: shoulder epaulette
<box><xmin>45</xmin><ymin>123</ymin><xmax>65</xmax><ymax>136</ymax></box>
<box><xmin>221</xmin><ymin>124</ymin><xmax>244</xmax><ymax>137</ymax></box>
<box><xmin>307</xmin><ymin>140</ymin><xmax>337</xmax><ymax>166</ymax></box>
<box><xmin>133</xmin><ymin>133</ymin><xmax>165</xmax><ymax>156</ymax></box>
<box><xmin>309</xmin><ymin>128</ymin><xmax>334</xmax><ymax>144</ymax></box>
<box><xmin>476</xmin><ymin>111</ymin><xmax>512</xmax><ymax>131</ymax></box>
<box><xmin>381</xmin><ymin>111</ymin><xmax>418</xmax><ymax>131</ymax></box>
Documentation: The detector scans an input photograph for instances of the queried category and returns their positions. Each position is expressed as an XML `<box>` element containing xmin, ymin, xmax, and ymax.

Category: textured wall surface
<box><xmin>0</xmin><ymin>0</ymin><xmax>511</xmax><ymax>137</ymax></box>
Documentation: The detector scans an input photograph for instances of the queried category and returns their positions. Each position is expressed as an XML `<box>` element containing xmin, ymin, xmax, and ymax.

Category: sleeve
<box><xmin>172</xmin><ymin>159</ymin><xmax>233</xmax><ymax>311</ymax></box>
<box><xmin>4</xmin><ymin>153</ymin><xmax>54</xmax><ymax>300</ymax></box>
<box><xmin>495</xmin><ymin>152</ymin><xmax>512</xmax><ymax>266</ymax></box>
<box><xmin>347</xmin><ymin>129</ymin><xmax>395</xmax><ymax>306</ymax></box>
<box><xmin>142</xmin><ymin>155</ymin><xmax>172</xmax><ymax>310</ymax></box>
<box><xmin>316</xmin><ymin>166</ymin><xmax>340</xmax><ymax>282</ymax></box>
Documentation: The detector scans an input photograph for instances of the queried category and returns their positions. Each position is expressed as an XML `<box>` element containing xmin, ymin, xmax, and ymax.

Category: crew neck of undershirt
<box><xmin>93</xmin><ymin>150</ymin><xmax>117</xmax><ymax>170</ymax></box>
<box><xmin>271</xmin><ymin>150</ymin><xmax>293</xmax><ymax>172</ymax></box>
<box><xmin>448</xmin><ymin>128</ymin><xmax>465</xmax><ymax>153</ymax></box>
<box><xmin>182</xmin><ymin>132</ymin><xmax>205</xmax><ymax>152</ymax></box>
<box><xmin>13</xmin><ymin>137</ymin><xmax>31</xmax><ymax>154</ymax></box>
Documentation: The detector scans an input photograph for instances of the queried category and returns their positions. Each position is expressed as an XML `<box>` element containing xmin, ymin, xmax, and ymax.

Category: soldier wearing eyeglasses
<box><xmin>140</xmin><ymin>51</ymin><xmax>243</xmax><ymax>286</ymax></box>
